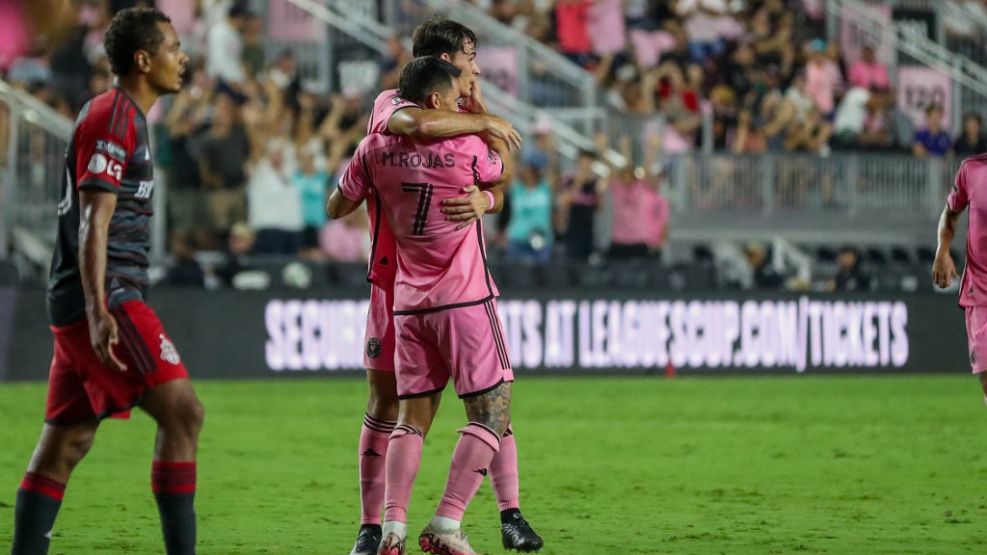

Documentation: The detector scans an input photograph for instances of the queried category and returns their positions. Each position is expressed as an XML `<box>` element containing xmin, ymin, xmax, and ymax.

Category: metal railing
<box><xmin>289</xmin><ymin>0</ymin><xmax>626</xmax><ymax>171</ymax></box>
<box><xmin>386</xmin><ymin>0</ymin><xmax>601</xmax><ymax>132</ymax></box>
<box><xmin>827</xmin><ymin>0</ymin><xmax>987</xmax><ymax>130</ymax></box>
<box><xmin>663</xmin><ymin>151</ymin><xmax>956</xmax><ymax>243</ymax></box>
<box><xmin>0</xmin><ymin>79</ymin><xmax>72</xmax><ymax>268</ymax></box>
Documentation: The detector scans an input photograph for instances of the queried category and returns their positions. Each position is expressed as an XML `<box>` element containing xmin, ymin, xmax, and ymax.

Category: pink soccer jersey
<box><xmin>338</xmin><ymin>133</ymin><xmax>504</xmax><ymax>313</ymax></box>
<box><xmin>948</xmin><ymin>154</ymin><xmax>987</xmax><ymax>307</ymax></box>
<box><xmin>368</xmin><ymin>89</ymin><xmax>418</xmax><ymax>135</ymax></box>
<box><xmin>358</xmin><ymin>89</ymin><xmax>417</xmax><ymax>285</ymax></box>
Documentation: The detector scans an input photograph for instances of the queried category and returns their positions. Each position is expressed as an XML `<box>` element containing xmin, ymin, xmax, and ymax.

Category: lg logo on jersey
<box><xmin>87</xmin><ymin>153</ymin><xmax>123</xmax><ymax>181</ymax></box>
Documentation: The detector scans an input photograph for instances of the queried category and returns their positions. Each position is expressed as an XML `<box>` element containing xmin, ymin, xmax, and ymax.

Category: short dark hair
<box><xmin>411</xmin><ymin>16</ymin><xmax>478</xmax><ymax>58</ymax></box>
<box><xmin>399</xmin><ymin>57</ymin><xmax>462</xmax><ymax>105</ymax></box>
<box><xmin>104</xmin><ymin>7</ymin><xmax>171</xmax><ymax>77</ymax></box>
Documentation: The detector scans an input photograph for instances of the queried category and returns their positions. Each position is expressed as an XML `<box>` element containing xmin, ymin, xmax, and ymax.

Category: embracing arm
<box><xmin>387</xmin><ymin>107</ymin><xmax>522</xmax><ymax>151</ymax></box>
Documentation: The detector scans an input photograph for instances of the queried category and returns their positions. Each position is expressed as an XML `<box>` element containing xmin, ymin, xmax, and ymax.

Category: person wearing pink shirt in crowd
<box><xmin>848</xmin><ymin>46</ymin><xmax>890</xmax><ymax>91</ymax></box>
<box><xmin>605</xmin><ymin>135</ymin><xmax>669</xmax><ymax>259</ymax></box>
<box><xmin>555</xmin><ymin>0</ymin><xmax>592</xmax><ymax>66</ymax></box>
<box><xmin>326</xmin><ymin>17</ymin><xmax>538</xmax><ymax>555</ymax></box>
<box><xmin>933</xmin><ymin>152</ymin><xmax>987</xmax><ymax>405</ymax></box>
<box><xmin>330</xmin><ymin>57</ymin><xmax>520</xmax><ymax>555</ymax></box>
<box><xmin>320</xmin><ymin>208</ymin><xmax>369</xmax><ymax>263</ymax></box>
<box><xmin>805</xmin><ymin>38</ymin><xmax>841</xmax><ymax>117</ymax></box>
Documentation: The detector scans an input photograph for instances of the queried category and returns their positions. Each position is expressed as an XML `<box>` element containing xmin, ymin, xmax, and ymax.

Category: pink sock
<box><xmin>436</xmin><ymin>423</ymin><xmax>501</xmax><ymax>521</ymax></box>
<box><xmin>383</xmin><ymin>424</ymin><xmax>424</xmax><ymax>523</ymax></box>
<box><xmin>360</xmin><ymin>414</ymin><xmax>395</xmax><ymax>525</ymax></box>
<box><xmin>489</xmin><ymin>425</ymin><xmax>519</xmax><ymax>511</ymax></box>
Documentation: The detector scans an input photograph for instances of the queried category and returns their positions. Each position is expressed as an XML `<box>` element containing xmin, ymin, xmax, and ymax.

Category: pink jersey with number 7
<box><xmin>338</xmin><ymin>132</ymin><xmax>504</xmax><ymax>313</ymax></box>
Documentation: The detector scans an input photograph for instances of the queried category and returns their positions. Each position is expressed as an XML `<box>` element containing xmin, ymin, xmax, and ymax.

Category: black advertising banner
<box><xmin>3</xmin><ymin>287</ymin><xmax>969</xmax><ymax>381</ymax></box>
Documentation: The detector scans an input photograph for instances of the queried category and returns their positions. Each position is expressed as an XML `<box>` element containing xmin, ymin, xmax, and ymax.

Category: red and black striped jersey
<box><xmin>47</xmin><ymin>87</ymin><xmax>156</xmax><ymax>326</ymax></box>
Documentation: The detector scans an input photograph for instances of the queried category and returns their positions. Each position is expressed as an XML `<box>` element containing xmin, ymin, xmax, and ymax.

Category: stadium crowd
<box><xmin>0</xmin><ymin>0</ymin><xmax>973</xmax><ymax>291</ymax></box>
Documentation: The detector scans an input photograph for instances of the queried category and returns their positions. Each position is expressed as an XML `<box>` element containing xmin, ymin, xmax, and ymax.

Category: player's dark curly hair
<box><xmin>399</xmin><ymin>57</ymin><xmax>462</xmax><ymax>105</ymax></box>
<box><xmin>104</xmin><ymin>7</ymin><xmax>172</xmax><ymax>77</ymax></box>
<box><xmin>411</xmin><ymin>16</ymin><xmax>478</xmax><ymax>58</ymax></box>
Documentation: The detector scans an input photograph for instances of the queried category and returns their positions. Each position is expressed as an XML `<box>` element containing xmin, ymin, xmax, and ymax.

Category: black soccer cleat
<box><xmin>349</xmin><ymin>524</ymin><xmax>382</xmax><ymax>555</ymax></box>
<box><xmin>501</xmin><ymin>511</ymin><xmax>544</xmax><ymax>552</ymax></box>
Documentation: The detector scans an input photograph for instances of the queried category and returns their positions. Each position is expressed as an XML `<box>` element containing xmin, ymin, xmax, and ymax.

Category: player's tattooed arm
<box><xmin>464</xmin><ymin>381</ymin><xmax>512</xmax><ymax>437</ymax></box>
<box><xmin>79</xmin><ymin>190</ymin><xmax>127</xmax><ymax>372</ymax></box>
<box><xmin>933</xmin><ymin>205</ymin><xmax>962</xmax><ymax>288</ymax></box>
<box><xmin>388</xmin><ymin>107</ymin><xmax>522</xmax><ymax>151</ymax></box>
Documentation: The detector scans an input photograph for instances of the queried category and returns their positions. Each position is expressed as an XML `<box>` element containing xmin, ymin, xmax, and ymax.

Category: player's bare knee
<box><xmin>367</xmin><ymin>388</ymin><xmax>399</xmax><ymax>421</ymax></box>
<box><xmin>366</xmin><ymin>371</ymin><xmax>399</xmax><ymax>420</ymax></box>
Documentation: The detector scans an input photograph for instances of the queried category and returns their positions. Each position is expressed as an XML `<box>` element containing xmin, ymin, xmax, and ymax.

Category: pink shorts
<box><xmin>966</xmin><ymin>306</ymin><xmax>987</xmax><ymax>373</ymax></box>
<box><xmin>364</xmin><ymin>280</ymin><xmax>396</xmax><ymax>372</ymax></box>
<box><xmin>394</xmin><ymin>298</ymin><xmax>513</xmax><ymax>399</ymax></box>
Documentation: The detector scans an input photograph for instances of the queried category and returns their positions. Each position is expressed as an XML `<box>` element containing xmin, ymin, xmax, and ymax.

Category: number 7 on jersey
<box><xmin>401</xmin><ymin>182</ymin><xmax>434</xmax><ymax>236</ymax></box>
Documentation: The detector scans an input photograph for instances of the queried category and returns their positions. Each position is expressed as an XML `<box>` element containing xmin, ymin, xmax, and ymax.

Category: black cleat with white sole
<box><xmin>349</xmin><ymin>524</ymin><xmax>382</xmax><ymax>555</ymax></box>
<box><xmin>501</xmin><ymin>510</ymin><xmax>543</xmax><ymax>552</ymax></box>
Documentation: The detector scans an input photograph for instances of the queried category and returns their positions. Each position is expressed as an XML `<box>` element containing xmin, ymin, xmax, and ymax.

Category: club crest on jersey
<box><xmin>159</xmin><ymin>334</ymin><xmax>181</xmax><ymax>365</ymax></box>
<box><xmin>88</xmin><ymin>152</ymin><xmax>108</xmax><ymax>174</ymax></box>
<box><xmin>367</xmin><ymin>337</ymin><xmax>382</xmax><ymax>359</ymax></box>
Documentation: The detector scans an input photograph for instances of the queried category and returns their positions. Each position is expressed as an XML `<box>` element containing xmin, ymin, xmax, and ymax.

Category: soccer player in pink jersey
<box><xmin>330</xmin><ymin>57</ymin><xmax>522</xmax><ymax>555</ymax></box>
<box><xmin>934</xmin><ymin>152</ymin><xmax>987</xmax><ymax>402</ymax></box>
<box><xmin>329</xmin><ymin>17</ymin><xmax>540</xmax><ymax>555</ymax></box>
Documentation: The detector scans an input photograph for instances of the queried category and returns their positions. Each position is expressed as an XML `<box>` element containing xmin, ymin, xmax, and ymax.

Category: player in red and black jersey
<box><xmin>11</xmin><ymin>8</ymin><xmax>202</xmax><ymax>555</ymax></box>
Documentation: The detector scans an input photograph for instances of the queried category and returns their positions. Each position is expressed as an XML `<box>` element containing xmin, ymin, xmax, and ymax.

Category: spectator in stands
<box><xmin>555</xmin><ymin>0</ymin><xmax>593</xmax><ymax>67</ymax></box>
<box><xmin>832</xmin><ymin>87</ymin><xmax>870</xmax><ymax>149</ymax></box>
<box><xmin>241</xmin><ymin>12</ymin><xmax>265</xmax><ymax>80</ymax></box>
<box><xmin>217</xmin><ymin>221</ymin><xmax>257</xmax><ymax>288</ymax></box>
<box><xmin>848</xmin><ymin>45</ymin><xmax>890</xmax><ymax>91</ymax></box>
<box><xmin>505</xmin><ymin>164</ymin><xmax>555</xmax><ymax>264</ymax></box>
<box><xmin>913</xmin><ymin>104</ymin><xmax>953</xmax><ymax>158</ymax></box>
<box><xmin>200</xmin><ymin>91</ymin><xmax>251</xmax><ymax>236</ymax></box>
<box><xmin>379</xmin><ymin>34</ymin><xmax>412</xmax><ymax>91</ymax></box>
<box><xmin>607</xmin><ymin>135</ymin><xmax>668</xmax><ymax>259</ymax></box>
<box><xmin>294</xmin><ymin>152</ymin><xmax>330</xmax><ymax>259</ymax></box>
<box><xmin>557</xmin><ymin>148</ymin><xmax>603</xmax><ymax>261</ymax></box>
<box><xmin>731</xmin><ymin>107</ymin><xmax>768</xmax><ymax>154</ymax></box>
<box><xmin>954</xmin><ymin>112</ymin><xmax>987</xmax><ymax>157</ymax></box>
<box><xmin>165</xmin><ymin>75</ymin><xmax>213</xmax><ymax>249</ymax></box>
<box><xmin>320</xmin><ymin>207</ymin><xmax>369</xmax><ymax>263</ymax></box>
<box><xmin>805</xmin><ymin>38</ymin><xmax>841</xmax><ymax>118</ymax></box>
<box><xmin>856</xmin><ymin>92</ymin><xmax>894</xmax><ymax>151</ymax></box>
<box><xmin>248</xmin><ymin>143</ymin><xmax>304</xmax><ymax>254</ymax></box>
<box><xmin>826</xmin><ymin>246</ymin><xmax>872</xmax><ymax>292</ymax></box>
<box><xmin>206</xmin><ymin>4</ymin><xmax>248</xmax><ymax>86</ymax></box>
<box><xmin>745</xmin><ymin>243</ymin><xmax>785</xmax><ymax>290</ymax></box>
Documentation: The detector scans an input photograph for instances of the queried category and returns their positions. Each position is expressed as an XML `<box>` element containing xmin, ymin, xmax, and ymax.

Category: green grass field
<box><xmin>1</xmin><ymin>376</ymin><xmax>986</xmax><ymax>554</ymax></box>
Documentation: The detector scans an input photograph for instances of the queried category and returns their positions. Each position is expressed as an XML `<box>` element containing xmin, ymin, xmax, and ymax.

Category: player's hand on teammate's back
<box><xmin>484</xmin><ymin>115</ymin><xmax>523</xmax><ymax>152</ymax></box>
<box><xmin>932</xmin><ymin>249</ymin><xmax>958</xmax><ymax>289</ymax></box>
<box><xmin>441</xmin><ymin>185</ymin><xmax>489</xmax><ymax>229</ymax></box>
<box><xmin>88</xmin><ymin>311</ymin><xmax>128</xmax><ymax>372</ymax></box>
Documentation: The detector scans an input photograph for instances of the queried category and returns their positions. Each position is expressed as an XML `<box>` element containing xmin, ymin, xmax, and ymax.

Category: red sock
<box><xmin>152</xmin><ymin>461</ymin><xmax>197</xmax><ymax>555</ymax></box>
<box><xmin>360</xmin><ymin>414</ymin><xmax>395</xmax><ymax>525</ymax></box>
<box><xmin>436</xmin><ymin>423</ymin><xmax>501</xmax><ymax>521</ymax></box>
<box><xmin>489</xmin><ymin>425</ymin><xmax>519</xmax><ymax>511</ymax></box>
<box><xmin>383</xmin><ymin>425</ymin><xmax>424</xmax><ymax>523</ymax></box>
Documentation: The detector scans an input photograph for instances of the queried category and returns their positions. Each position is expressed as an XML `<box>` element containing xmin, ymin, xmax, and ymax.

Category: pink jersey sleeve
<box><xmin>337</xmin><ymin>142</ymin><xmax>371</xmax><ymax>202</ymax></box>
<box><xmin>368</xmin><ymin>89</ymin><xmax>418</xmax><ymax>135</ymax></box>
<box><xmin>949</xmin><ymin>163</ymin><xmax>970</xmax><ymax>213</ymax></box>
<box><xmin>464</xmin><ymin>137</ymin><xmax>504</xmax><ymax>184</ymax></box>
